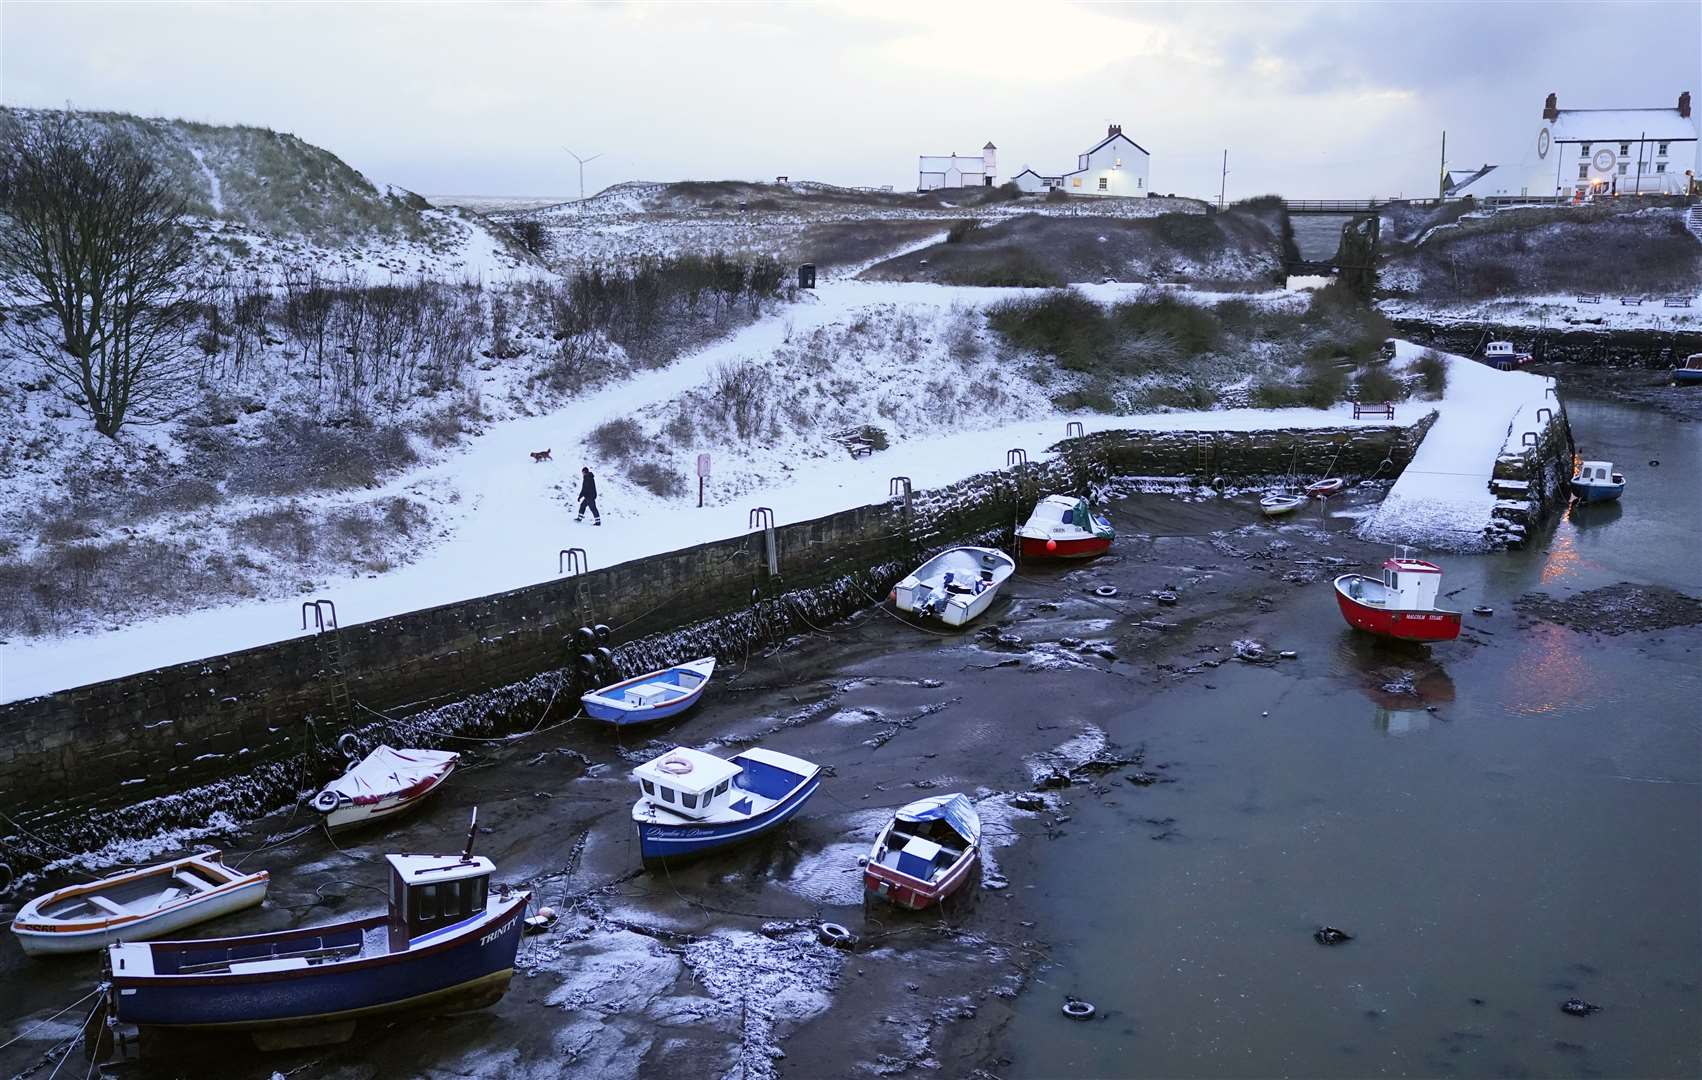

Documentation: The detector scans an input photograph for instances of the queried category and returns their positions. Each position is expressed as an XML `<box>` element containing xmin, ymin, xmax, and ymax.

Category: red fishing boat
<box><xmin>1017</xmin><ymin>495</ymin><xmax>1115</xmax><ymax>559</ymax></box>
<box><xmin>1333</xmin><ymin>554</ymin><xmax>1463</xmax><ymax>642</ymax></box>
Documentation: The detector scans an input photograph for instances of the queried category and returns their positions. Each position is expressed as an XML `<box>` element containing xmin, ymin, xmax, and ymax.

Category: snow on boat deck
<box><xmin>1360</xmin><ymin>348</ymin><xmax>1555</xmax><ymax>552</ymax></box>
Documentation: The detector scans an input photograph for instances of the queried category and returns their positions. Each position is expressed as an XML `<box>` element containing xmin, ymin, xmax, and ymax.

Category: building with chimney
<box><xmin>1447</xmin><ymin>91</ymin><xmax>1699</xmax><ymax>199</ymax></box>
<box><xmin>1011</xmin><ymin>124</ymin><xmax>1151</xmax><ymax>197</ymax></box>
<box><xmin>918</xmin><ymin>142</ymin><xmax>997</xmax><ymax>190</ymax></box>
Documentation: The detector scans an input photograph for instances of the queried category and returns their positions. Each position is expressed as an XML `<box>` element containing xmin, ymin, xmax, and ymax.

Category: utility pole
<box><xmin>564</xmin><ymin>147</ymin><xmax>603</xmax><ymax>203</ymax></box>
<box><xmin>1635</xmin><ymin>129</ymin><xmax>1645</xmax><ymax>194</ymax></box>
<box><xmin>1218</xmin><ymin>149</ymin><xmax>1228</xmax><ymax>208</ymax></box>
<box><xmin>1438</xmin><ymin>130</ymin><xmax>1447</xmax><ymax>198</ymax></box>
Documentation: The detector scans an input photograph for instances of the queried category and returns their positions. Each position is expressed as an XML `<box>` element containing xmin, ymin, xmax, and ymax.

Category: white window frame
<box><xmin>1097</xmin><ymin>176</ymin><xmax>1108</xmax><ymax>191</ymax></box>
<box><xmin>1578</xmin><ymin>163</ymin><xmax>1589</xmax><ymax>179</ymax></box>
<box><xmin>1580</xmin><ymin>142</ymin><xmax>1591</xmax><ymax>158</ymax></box>
<box><xmin>1657</xmin><ymin>142</ymin><xmax>1669</xmax><ymax>156</ymax></box>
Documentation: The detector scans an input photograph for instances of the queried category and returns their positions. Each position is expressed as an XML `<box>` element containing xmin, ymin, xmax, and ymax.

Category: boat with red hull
<box><xmin>1017</xmin><ymin>495</ymin><xmax>1114</xmax><ymax>560</ymax></box>
<box><xmin>1333</xmin><ymin>555</ymin><xmax>1462</xmax><ymax>642</ymax></box>
<box><xmin>862</xmin><ymin>794</ymin><xmax>981</xmax><ymax>911</ymax></box>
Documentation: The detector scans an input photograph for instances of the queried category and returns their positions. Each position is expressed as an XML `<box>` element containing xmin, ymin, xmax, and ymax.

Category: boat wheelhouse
<box><xmin>1672</xmin><ymin>353</ymin><xmax>1702</xmax><ymax>385</ymax></box>
<box><xmin>1332</xmin><ymin>555</ymin><xmax>1463</xmax><ymax>642</ymax></box>
<box><xmin>1484</xmin><ymin>341</ymin><xmax>1532</xmax><ymax>370</ymax></box>
<box><xmin>630</xmin><ymin>746</ymin><xmax>822</xmax><ymax>864</ymax></box>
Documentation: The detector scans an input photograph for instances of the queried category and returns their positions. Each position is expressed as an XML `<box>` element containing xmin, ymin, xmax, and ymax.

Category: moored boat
<box><xmin>1016</xmin><ymin>495</ymin><xmax>1114</xmax><ymax>560</ymax></box>
<box><xmin>631</xmin><ymin>746</ymin><xmax>821</xmax><ymax>865</ymax></box>
<box><xmin>862</xmin><ymin>794</ymin><xmax>981</xmax><ymax>911</ymax></box>
<box><xmin>104</xmin><ymin>826</ymin><xmax>528</xmax><ymax>1049</ymax></box>
<box><xmin>11</xmin><ymin>853</ymin><xmax>268</xmax><ymax>957</ymax></box>
<box><xmin>893</xmin><ymin>546</ymin><xmax>1015</xmax><ymax>626</ymax></box>
<box><xmin>1333</xmin><ymin>554</ymin><xmax>1463</xmax><ymax>642</ymax></box>
<box><xmin>1672</xmin><ymin>353</ymin><xmax>1702</xmax><ymax>385</ymax></box>
<box><xmin>311</xmin><ymin>746</ymin><xmax>458</xmax><ymax>832</ymax></box>
<box><xmin>1260</xmin><ymin>493</ymin><xmax>1307</xmax><ymax>517</ymax></box>
<box><xmin>1569</xmin><ymin>460</ymin><xmax>1625</xmax><ymax>503</ymax></box>
<box><xmin>582</xmin><ymin>657</ymin><xmax>715</xmax><ymax>726</ymax></box>
<box><xmin>1305</xmin><ymin>477</ymin><xmax>1345</xmax><ymax>498</ymax></box>
<box><xmin>1483</xmin><ymin>340</ymin><xmax>1533</xmax><ymax>370</ymax></box>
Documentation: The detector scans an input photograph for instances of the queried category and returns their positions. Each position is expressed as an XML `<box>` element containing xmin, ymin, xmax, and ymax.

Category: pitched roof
<box><xmin>919</xmin><ymin>154</ymin><xmax>986</xmax><ymax>173</ymax></box>
<box><xmin>1549</xmin><ymin>108</ymin><xmax>1697</xmax><ymax>143</ymax></box>
<box><xmin>1081</xmin><ymin>130</ymin><xmax>1150</xmax><ymax>158</ymax></box>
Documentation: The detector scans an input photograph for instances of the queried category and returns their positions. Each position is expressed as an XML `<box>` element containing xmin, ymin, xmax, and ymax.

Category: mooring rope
<box><xmin>0</xmin><ymin>989</ymin><xmax>102</xmax><ymax>1056</ymax></box>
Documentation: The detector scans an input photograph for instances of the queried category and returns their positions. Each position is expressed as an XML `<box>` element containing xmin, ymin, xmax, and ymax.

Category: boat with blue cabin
<box><xmin>581</xmin><ymin>657</ymin><xmax>715</xmax><ymax>726</ymax></box>
<box><xmin>1569</xmin><ymin>460</ymin><xmax>1625</xmax><ymax>503</ymax></box>
<box><xmin>1673</xmin><ymin>353</ymin><xmax>1702</xmax><ymax>385</ymax></box>
<box><xmin>102</xmin><ymin>819</ymin><xmax>529</xmax><ymax>1050</ymax></box>
<box><xmin>631</xmin><ymin>746</ymin><xmax>822</xmax><ymax>865</ymax></box>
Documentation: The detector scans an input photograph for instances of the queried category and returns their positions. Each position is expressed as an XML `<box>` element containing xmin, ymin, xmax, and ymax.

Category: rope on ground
<box><xmin>846</xmin><ymin>578</ymin><xmax>960</xmax><ymax>638</ymax></box>
<box><xmin>40</xmin><ymin>997</ymin><xmax>99</xmax><ymax>1080</ymax></box>
<box><xmin>0</xmin><ymin>989</ymin><xmax>102</xmax><ymax>1055</ymax></box>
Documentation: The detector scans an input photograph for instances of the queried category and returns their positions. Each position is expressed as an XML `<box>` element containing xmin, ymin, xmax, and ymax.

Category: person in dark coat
<box><xmin>576</xmin><ymin>466</ymin><xmax>601</xmax><ymax>525</ymax></box>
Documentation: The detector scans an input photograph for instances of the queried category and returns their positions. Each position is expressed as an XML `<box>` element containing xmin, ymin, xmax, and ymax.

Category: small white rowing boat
<box><xmin>893</xmin><ymin>546</ymin><xmax>1015</xmax><ymax>627</ymax></box>
<box><xmin>10</xmin><ymin>852</ymin><xmax>268</xmax><ymax>957</ymax></box>
<box><xmin>311</xmin><ymin>745</ymin><xmax>459</xmax><ymax>832</ymax></box>
<box><xmin>1260</xmin><ymin>493</ymin><xmax>1307</xmax><ymax>517</ymax></box>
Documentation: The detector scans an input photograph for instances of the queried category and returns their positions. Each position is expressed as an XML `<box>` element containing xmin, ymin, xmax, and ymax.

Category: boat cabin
<box><xmin>385</xmin><ymin>853</ymin><xmax>493</xmax><ymax>952</ymax></box>
<box><xmin>1576</xmin><ymin>460</ymin><xmax>1619</xmax><ymax>483</ymax></box>
<box><xmin>633</xmin><ymin>747</ymin><xmax>742</xmax><ymax>821</ymax></box>
<box><xmin>1379</xmin><ymin>557</ymin><xmax>1443</xmax><ymax>611</ymax></box>
<box><xmin>1484</xmin><ymin>341</ymin><xmax>1515</xmax><ymax>358</ymax></box>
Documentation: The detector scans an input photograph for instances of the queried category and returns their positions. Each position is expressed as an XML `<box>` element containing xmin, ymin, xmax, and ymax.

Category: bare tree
<box><xmin>0</xmin><ymin>111</ymin><xmax>200</xmax><ymax>436</ymax></box>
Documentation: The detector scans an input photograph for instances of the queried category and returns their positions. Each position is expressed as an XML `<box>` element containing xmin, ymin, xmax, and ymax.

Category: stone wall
<box><xmin>1390</xmin><ymin>317</ymin><xmax>1702</xmax><ymax>370</ymax></box>
<box><xmin>0</xmin><ymin>419</ymin><xmax>1431</xmax><ymax>866</ymax></box>
<box><xmin>1487</xmin><ymin>395</ymin><xmax>1575</xmax><ymax>548</ymax></box>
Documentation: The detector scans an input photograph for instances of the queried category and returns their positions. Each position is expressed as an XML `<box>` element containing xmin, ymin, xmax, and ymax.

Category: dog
<box><xmin>530</xmin><ymin>449</ymin><xmax>553</xmax><ymax>463</ymax></box>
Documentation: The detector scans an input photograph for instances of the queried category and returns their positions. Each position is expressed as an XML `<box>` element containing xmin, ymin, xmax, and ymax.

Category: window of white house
<box><xmin>1656</xmin><ymin>162</ymin><xmax>1667</xmax><ymax>173</ymax></box>
<box><xmin>1618</xmin><ymin>142</ymin><xmax>1629</xmax><ymax>155</ymax></box>
<box><xmin>1138</xmin><ymin>177</ymin><xmax>1143</xmax><ymax>187</ymax></box>
<box><xmin>1072</xmin><ymin>177</ymin><xmax>1082</xmax><ymax>188</ymax></box>
<box><xmin>1657</xmin><ymin>142</ymin><xmax>1669</xmax><ymax>156</ymax></box>
<box><xmin>1097</xmin><ymin>177</ymin><xmax>1108</xmax><ymax>191</ymax></box>
<box><xmin>1578</xmin><ymin>164</ymin><xmax>1589</xmax><ymax>179</ymax></box>
<box><xmin>1617</xmin><ymin>162</ymin><xmax>1628</xmax><ymax>175</ymax></box>
<box><xmin>1580</xmin><ymin>143</ymin><xmax>1591</xmax><ymax>157</ymax></box>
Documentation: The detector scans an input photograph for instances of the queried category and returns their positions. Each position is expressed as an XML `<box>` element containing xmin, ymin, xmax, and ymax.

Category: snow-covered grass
<box><xmin>1359</xmin><ymin>343</ymin><xmax>1554</xmax><ymax>551</ymax></box>
<box><xmin>1377</xmin><ymin>291</ymin><xmax>1700</xmax><ymax>333</ymax></box>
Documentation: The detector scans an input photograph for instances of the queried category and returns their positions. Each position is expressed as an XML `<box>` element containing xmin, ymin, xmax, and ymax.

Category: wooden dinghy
<box><xmin>11</xmin><ymin>852</ymin><xmax>268</xmax><ymax>957</ymax></box>
<box><xmin>311</xmin><ymin>746</ymin><xmax>458</xmax><ymax>832</ymax></box>
<box><xmin>1260</xmin><ymin>493</ymin><xmax>1308</xmax><ymax>517</ymax></box>
<box><xmin>862</xmin><ymin>793</ymin><xmax>981</xmax><ymax>911</ymax></box>
<box><xmin>1305</xmin><ymin>477</ymin><xmax>1346</xmax><ymax>498</ymax></box>
<box><xmin>893</xmin><ymin>546</ymin><xmax>1015</xmax><ymax>626</ymax></box>
<box><xmin>582</xmin><ymin>657</ymin><xmax>715</xmax><ymax>726</ymax></box>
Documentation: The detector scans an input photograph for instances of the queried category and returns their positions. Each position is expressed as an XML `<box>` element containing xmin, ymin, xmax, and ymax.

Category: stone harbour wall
<box><xmin>0</xmin><ymin>418</ymin><xmax>1432</xmax><ymax>868</ymax></box>
<box><xmin>1488</xmin><ymin>394</ymin><xmax>1576</xmax><ymax>548</ymax></box>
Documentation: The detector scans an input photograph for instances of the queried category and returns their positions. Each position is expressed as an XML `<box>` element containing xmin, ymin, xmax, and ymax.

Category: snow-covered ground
<box><xmin>1360</xmin><ymin>344</ymin><xmax>1553</xmax><ymax>551</ymax></box>
<box><xmin>1</xmin><ymin>278</ymin><xmax>1405</xmax><ymax>703</ymax></box>
<box><xmin>1378</xmin><ymin>291</ymin><xmax>1699</xmax><ymax>334</ymax></box>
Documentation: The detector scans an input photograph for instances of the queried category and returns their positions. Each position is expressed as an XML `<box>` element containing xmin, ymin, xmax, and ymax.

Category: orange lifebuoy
<box><xmin>658</xmin><ymin>758</ymin><xmax>694</xmax><ymax>775</ymax></box>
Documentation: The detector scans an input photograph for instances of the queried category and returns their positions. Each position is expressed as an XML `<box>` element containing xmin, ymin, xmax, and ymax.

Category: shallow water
<box><xmin>1003</xmin><ymin>395</ymin><xmax>1702</xmax><ymax>1078</ymax></box>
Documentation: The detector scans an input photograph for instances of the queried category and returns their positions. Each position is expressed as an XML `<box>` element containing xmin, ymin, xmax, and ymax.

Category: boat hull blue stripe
<box><xmin>636</xmin><ymin>776</ymin><xmax>820</xmax><ymax>860</ymax></box>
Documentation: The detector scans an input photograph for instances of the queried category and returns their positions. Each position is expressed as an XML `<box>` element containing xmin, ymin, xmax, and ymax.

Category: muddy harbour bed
<box><xmin>1</xmin><ymin>390</ymin><xmax>1698</xmax><ymax>1080</ymax></box>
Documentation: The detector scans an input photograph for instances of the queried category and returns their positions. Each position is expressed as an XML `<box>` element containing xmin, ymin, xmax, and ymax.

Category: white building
<box><xmin>918</xmin><ymin>142</ymin><xmax>996</xmax><ymax>190</ymax></box>
<box><xmin>1448</xmin><ymin>91</ymin><xmax>1699</xmax><ymax>199</ymax></box>
<box><xmin>1011</xmin><ymin>124</ymin><xmax>1151</xmax><ymax>197</ymax></box>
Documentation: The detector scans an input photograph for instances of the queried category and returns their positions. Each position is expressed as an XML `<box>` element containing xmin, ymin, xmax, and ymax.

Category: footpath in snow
<box><xmin>1360</xmin><ymin>346</ymin><xmax>1554</xmax><ymax>552</ymax></box>
<box><xmin>1</xmin><ymin>278</ymin><xmax>1408</xmax><ymax>703</ymax></box>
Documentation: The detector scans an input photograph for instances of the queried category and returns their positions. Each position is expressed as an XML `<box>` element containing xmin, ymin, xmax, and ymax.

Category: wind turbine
<box><xmin>564</xmin><ymin>147</ymin><xmax>603</xmax><ymax>203</ymax></box>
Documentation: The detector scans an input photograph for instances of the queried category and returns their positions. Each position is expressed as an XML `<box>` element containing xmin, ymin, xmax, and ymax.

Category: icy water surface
<box><xmin>1003</xmin><ymin>396</ymin><xmax>1701</xmax><ymax>1078</ymax></box>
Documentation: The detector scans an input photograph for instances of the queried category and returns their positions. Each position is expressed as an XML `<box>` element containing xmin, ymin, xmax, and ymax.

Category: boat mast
<box><xmin>461</xmin><ymin>806</ymin><xmax>478</xmax><ymax>861</ymax></box>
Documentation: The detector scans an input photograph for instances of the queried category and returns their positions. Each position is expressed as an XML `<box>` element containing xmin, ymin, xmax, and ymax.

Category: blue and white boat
<box><xmin>1569</xmin><ymin>460</ymin><xmax>1625</xmax><ymax>503</ymax></box>
<box><xmin>582</xmin><ymin>657</ymin><xmax>715</xmax><ymax>726</ymax></box>
<box><xmin>104</xmin><ymin>826</ymin><xmax>529</xmax><ymax>1049</ymax></box>
<box><xmin>631</xmin><ymin>746</ymin><xmax>822</xmax><ymax>864</ymax></box>
<box><xmin>1673</xmin><ymin>353</ymin><xmax>1702</xmax><ymax>386</ymax></box>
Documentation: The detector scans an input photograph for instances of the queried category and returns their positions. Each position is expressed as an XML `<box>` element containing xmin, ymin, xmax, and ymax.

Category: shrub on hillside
<box><xmin>946</xmin><ymin>219</ymin><xmax>983</xmax><ymax>244</ymax></box>
<box><xmin>1414</xmin><ymin>349</ymin><xmax>1448</xmax><ymax>395</ymax></box>
<box><xmin>986</xmin><ymin>290</ymin><xmax>1110</xmax><ymax>370</ymax></box>
<box><xmin>626</xmin><ymin>462</ymin><xmax>686</xmax><ymax>498</ymax></box>
<box><xmin>1354</xmin><ymin>365</ymin><xmax>1405</xmax><ymax>403</ymax></box>
<box><xmin>588</xmin><ymin>417</ymin><xmax>646</xmax><ymax>459</ymax></box>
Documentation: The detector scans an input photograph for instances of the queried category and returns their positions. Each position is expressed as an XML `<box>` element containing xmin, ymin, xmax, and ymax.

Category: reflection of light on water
<box><xmin>1505</xmin><ymin>621</ymin><xmax>1589</xmax><ymax>717</ymax></box>
<box><xmin>1540</xmin><ymin>528</ymin><xmax>1582</xmax><ymax>586</ymax></box>
<box><xmin>1374</xmin><ymin>707</ymin><xmax>1432</xmax><ymax>737</ymax></box>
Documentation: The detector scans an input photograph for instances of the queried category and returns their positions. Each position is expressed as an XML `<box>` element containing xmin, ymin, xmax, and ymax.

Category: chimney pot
<box><xmin>1542</xmin><ymin>92</ymin><xmax>1559</xmax><ymax>121</ymax></box>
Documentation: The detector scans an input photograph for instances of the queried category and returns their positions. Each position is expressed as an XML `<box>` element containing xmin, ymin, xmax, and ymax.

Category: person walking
<box><xmin>576</xmin><ymin>466</ymin><xmax>601</xmax><ymax>525</ymax></box>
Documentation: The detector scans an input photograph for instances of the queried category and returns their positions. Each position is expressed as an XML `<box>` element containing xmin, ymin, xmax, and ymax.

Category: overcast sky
<box><xmin>2</xmin><ymin>1</ymin><xmax>1698</xmax><ymax>200</ymax></box>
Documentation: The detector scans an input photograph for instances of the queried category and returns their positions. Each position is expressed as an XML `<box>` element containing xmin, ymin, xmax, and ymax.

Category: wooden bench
<box><xmin>1664</xmin><ymin>296</ymin><xmax>1692</xmax><ymax>309</ymax></box>
<box><xmin>1576</xmin><ymin>294</ymin><xmax>1601</xmax><ymax>304</ymax></box>
<box><xmin>1352</xmin><ymin>401</ymin><xmax>1395</xmax><ymax>420</ymax></box>
<box><xmin>1619</xmin><ymin>295</ymin><xmax>1646</xmax><ymax>307</ymax></box>
<box><xmin>844</xmin><ymin>440</ymin><xmax>875</xmax><ymax>459</ymax></box>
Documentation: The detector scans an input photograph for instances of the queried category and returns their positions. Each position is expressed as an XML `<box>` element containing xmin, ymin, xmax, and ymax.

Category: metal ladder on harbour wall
<box><xmin>303</xmin><ymin>600</ymin><xmax>354</xmax><ymax>727</ymax></box>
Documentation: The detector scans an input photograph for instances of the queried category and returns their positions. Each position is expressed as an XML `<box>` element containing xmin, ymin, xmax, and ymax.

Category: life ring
<box><xmin>1062</xmin><ymin>998</ymin><xmax>1096</xmax><ymax>1020</ymax></box>
<box><xmin>818</xmin><ymin>922</ymin><xmax>856</xmax><ymax>949</ymax></box>
<box><xmin>658</xmin><ymin>758</ymin><xmax>694</xmax><ymax>776</ymax></box>
<box><xmin>312</xmin><ymin>790</ymin><xmax>341</xmax><ymax>812</ymax></box>
<box><xmin>1094</xmin><ymin>586</ymin><xmax>1119</xmax><ymax>598</ymax></box>
<box><xmin>336</xmin><ymin>733</ymin><xmax>358</xmax><ymax>759</ymax></box>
